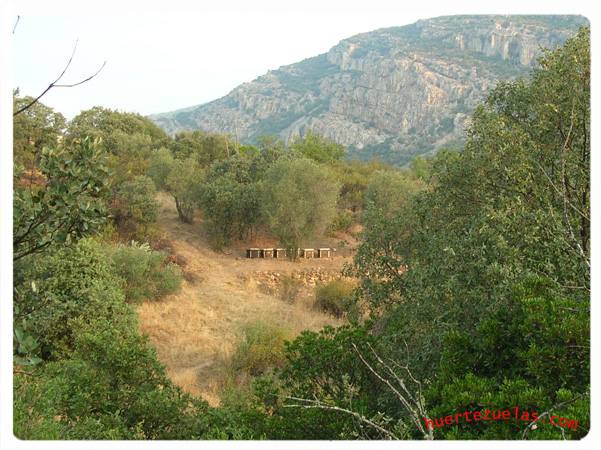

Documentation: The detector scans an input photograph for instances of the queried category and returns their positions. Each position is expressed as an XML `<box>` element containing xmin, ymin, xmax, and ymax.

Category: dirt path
<box><xmin>137</xmin><ymin>193</ymin><xmax>348</xmax><ymax>405</ymax></box>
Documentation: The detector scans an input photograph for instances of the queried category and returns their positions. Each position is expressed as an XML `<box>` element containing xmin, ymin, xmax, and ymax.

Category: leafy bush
<box><xmin>13</xmin><ymin>138</ymin><xmax>110</xmax><ymax>261</ymax></box>
<box><xmin>230</xmin><ymin>321</ymin><xmax>293</xmax><ymax>377</ymax></box>
<box><xmin>261</xmin><ymin>158</ymin><xmax>340</xmax><ymax>256</ymax></box>
<box><xmin>314</xmin><ymin>279</ymin><xmax>356</xmax><ymax>318</ymax></box>
<box><xmin>278</xmin><ymin>275</ymin><xmax>303</xmax><ymax>303</ymax></box>
<box><xmin>112</xmin><ymin>175</ymin><xmax>160</xmax><ymax>236</ymax></box>
<box><xmin>328</xmin><ymin>209</ymin><xmax>353</xmax><ymax>234</ymax></box>
<box><xmin>14</xmin><ymin>238</ymin><xmax>127</xmax><ymax>360</ymax></box>
<box><xmin>199</xmin><ymin>174</ymin><xmax>260</xmax><ymax>248</ymax></box>
<box><xmin>110</xmin><ymin>242</ymin><xmax>182</xmax><ymax>303</ymax></box>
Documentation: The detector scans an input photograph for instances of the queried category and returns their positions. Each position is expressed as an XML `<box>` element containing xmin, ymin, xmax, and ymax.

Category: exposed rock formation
<box><xmin>150</xmin><ymin>15</ymin><xmax>586</xmax><ymax>165</ymax></box>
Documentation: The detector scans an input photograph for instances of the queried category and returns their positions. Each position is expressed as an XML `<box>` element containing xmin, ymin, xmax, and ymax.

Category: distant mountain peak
<box><xmin>149</xmin><ymin>15</ymin><xmax>587</xmax><ymax>166</ymax></box>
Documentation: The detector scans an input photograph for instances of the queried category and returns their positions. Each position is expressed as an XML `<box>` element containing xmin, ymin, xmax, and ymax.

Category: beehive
<box><xmin>246</xmin><ymin>248</ymin><xmax>261</xmax><ymax>258</ymax></box>
<box><xmin>317</xmin><ymin>248</ymin><xmax>331</xmax><ymax>258</ymax></box>
<box><xmin>302</xmin><ymin>248</ymin><xmax>315</xmax><ymax>258</ymax></box>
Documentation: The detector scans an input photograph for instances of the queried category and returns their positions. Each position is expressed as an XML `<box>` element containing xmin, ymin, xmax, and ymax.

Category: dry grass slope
<box><xmin>137</xmin><ymin>193</ymin><xmax>346</xmax><ymax>405</ymax></box>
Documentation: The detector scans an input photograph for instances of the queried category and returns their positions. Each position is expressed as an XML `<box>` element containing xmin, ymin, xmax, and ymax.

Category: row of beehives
<box><xmin>246</xmin><ymin>247</ymin><xmax>333</xmax><ymax>258</ymax></box>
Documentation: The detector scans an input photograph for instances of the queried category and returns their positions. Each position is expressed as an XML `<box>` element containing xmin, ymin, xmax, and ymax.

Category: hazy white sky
<box><xmin>13</xmin><ymin>11</ymin><xmax>423</xmax><ymax>119</ymax></box>
<box><xmin>10</xmin><ymin>0</ymin><xmax>596</xmax><ymax>119</ymax></box>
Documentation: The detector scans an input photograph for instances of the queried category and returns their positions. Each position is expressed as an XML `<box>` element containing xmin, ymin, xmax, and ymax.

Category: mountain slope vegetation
<box><xmin>13</xmin><ymin>24</ymin><xmax>589</xmax><ymax>441</ymax></box>
<box><xmin>150</xmin><ymin>15</ymin><xmax>587</xmax><ymax>165</ymax></box>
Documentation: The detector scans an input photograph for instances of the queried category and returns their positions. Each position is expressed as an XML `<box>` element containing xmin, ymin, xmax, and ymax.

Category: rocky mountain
<box><xmin>150</xmin><ymin>15</ymin><xmax>587</xmax><ymax>165</ymax></box>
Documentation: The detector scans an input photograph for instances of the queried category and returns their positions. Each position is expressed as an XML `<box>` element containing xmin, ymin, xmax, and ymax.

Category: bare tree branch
<box><xmin>13</xmin><ymin>39</ymin><xmax>106</xmax><ymax>116</ymax></box>
<box><xmin>54</xmin><ymin>61</ymin><xmax>107</xmax><ymax>88</ymax></box>
<box><xmin>13</xmin><ymin>15</ymin><xmax>20</xmax><ymax>34</ymax></box>
<box><xmin>284</xmin><ymin>396</ymin><xmax>399</xmax><ymax>440</ymax></box>
<box><xmin>284</xmin><ymin>343</ymin><xmax>433</xmax><ymax>440</ymax></box>
<box><xmin>522</xmin><ymin>393</ymin><xmax>586</xmax><ymax>440</ymax></box>
<box><xmin>353</xmin><ymin>343</ymin><xmax>432</xmax><ymax>439</ymax></box>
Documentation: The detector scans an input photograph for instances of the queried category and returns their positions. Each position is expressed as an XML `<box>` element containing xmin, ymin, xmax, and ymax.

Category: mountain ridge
<box><xmin>149</xmin><ymin>15</ymin><xmax>587</xmax><ymax>165</ymax></box>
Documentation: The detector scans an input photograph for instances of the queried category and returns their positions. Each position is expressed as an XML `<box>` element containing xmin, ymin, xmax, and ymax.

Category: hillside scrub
<box><xmin>314</xmin><ymin>279</ymin><xmax>356</xmax><ymax>318</ymax></box>
<box><xmin>261</xmin><ymin>158</ymin><xmax>341</xmax><ymax>256</ymax></box>
<box><xmin>12</xmin><ymin>238</ymin><xmax>224</xmax><ymax>439</ymax></box>
<box><xmin>262</xmin><ymin>27</ymin><xmax>591</xmax><ymax>439</ymax></box>
<box><xmin>110</xmin><ymin>242</ymin><xmax>182</xmax><ymax>303</ymax></box>
<box><xmin>12</xmin><ymin>27</ymin><xmax>590</xmax><ymax>441</ymax></box>
<box><xmin>230</xmin><ymin>321</ymin><xmax>294</xmax><ymax>377</ymax></box>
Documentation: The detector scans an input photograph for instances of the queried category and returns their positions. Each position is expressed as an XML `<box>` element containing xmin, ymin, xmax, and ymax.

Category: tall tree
<box><xmin>13</xmin><ymin>92</ymin><xmax>66</xmax><ymax>168</ymax></box>
<box><xmin>261</xmin><ymin>158</ymin><xmax>340</xmax><ymax>256</ymax></box>
<box><xmin>290</xmin><ymin>131</ymin><xmax>345</xmax><ymax>164</ymax></box>
<box><xmin>13</xmin><ymin>137</ymin><xmax>110</xmax><ymax>262</ymax></box>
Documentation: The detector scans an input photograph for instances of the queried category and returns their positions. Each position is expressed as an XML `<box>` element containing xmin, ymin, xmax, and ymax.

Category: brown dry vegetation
<box><xmin>137</xmin><ymin>193</ymin><xmax>349</xmax><ymax>405</ymax></box>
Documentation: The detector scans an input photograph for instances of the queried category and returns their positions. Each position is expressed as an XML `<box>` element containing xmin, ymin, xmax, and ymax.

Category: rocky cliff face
<box><xmin>150</xmin><ymin>15</ymin><xmax>586</xmax><ymax>165</ymax></box>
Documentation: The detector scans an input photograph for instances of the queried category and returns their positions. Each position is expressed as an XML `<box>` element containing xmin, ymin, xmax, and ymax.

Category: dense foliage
<box><xmin>13</xmin><ymin>28</ymin><xmax>590</xmax><ymax>441</ymax></box>
<box><xmin>13</xmin><ymin>137</ymin><xmax>110</xmax><ymax>261</ymax></box>
<box><xmin>261</xmin><ymin>157</ymin><xmax>341</xmax><ymax>255</ymax></box>
<box><xmin>212</xmin><ymin>27</ymin><xmax>590</xmax><ymax>441</ymax></box>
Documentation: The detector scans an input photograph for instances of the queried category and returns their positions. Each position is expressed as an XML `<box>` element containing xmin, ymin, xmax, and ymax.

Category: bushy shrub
<box><xmin>314</xmin><ymin>279</ymin><xmax>356</xmax><ymax>318</ymax></box>
<box><xmin>110</xmin><ymin>242</ymin><xmax>182</xmax><ymax>303</ymax></box>
<box><xmin>14</xmin><ymin>300</ymin><xmax>215</xmax><ymax>440</ymax></box>
<box><xmin>199</xmin><ymin>173</ymin><xmax>261</xmax><ymax>248</ymax></box>
<box><xmin>230</xmin><ymin>321</ymin><xmax>293</xmax><ymax>377</ymax></box>
<box><xmin>112</xmin><ymin>175</ymin><xmax>159</xmax><ymax>234</ymax></box>
<box><xmin>14</xmin><ymin>238</ymin><xmax>128</xmax><ymax>360</ymax></box>
<box><xmin>328</xmin><ymin>209</ymin><xmax>353</xmax><ymax>234</ymax></box>
<box><xmin>278</xmin><ymin>275</ymin><xmax>303</xmax><ymax>303</ymax></box>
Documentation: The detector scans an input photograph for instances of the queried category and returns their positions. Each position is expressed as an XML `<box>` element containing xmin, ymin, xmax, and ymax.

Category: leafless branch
<box><xmin>284</xmin><ymin>343</ymin><xmax>433</xmax><ymax>440</ymax></box>
<box><xmin>13</xmin><ymin>39</ymin><xmax>106</xmax><ymax>116</ymax></box>
<box><xmin>54</xmin><ymin>61</ymin><xmax>106</xmax><ymax>88</ymax></box>
<box><xmin>534</xmin><ymin>159</ymin><xmax>589</xmax><ymax>221</ymax></box>
<box><xmin>354</xmin><ymin>343</ymin><xmax>432</xmax><ymax>439</ymax></box>
<box><xmin>284</xmin><ymin>396</ymin><xmax>399</xmax><ymax>440</ymax></box>
<box><xmin>13</xmin><ymin>15</ymin><xmax>20</xmax><ymax>34</ymax></box>
<box><xmin>522</xmin><ymin>393</ymin><xmax>586</xmax><ymax>440</ymax></box>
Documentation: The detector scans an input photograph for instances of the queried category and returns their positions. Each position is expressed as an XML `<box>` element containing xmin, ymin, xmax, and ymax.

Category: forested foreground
<box><xmin>13</xmin><ymin>28</ymin><xmax>589</xmax><ymax>440</ymax></box>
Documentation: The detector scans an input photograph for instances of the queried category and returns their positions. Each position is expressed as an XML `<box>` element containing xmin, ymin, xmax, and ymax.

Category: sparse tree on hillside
<box><xmin>148</xmin><ymin>148</ymin><xmax>204</xmax><ymax>224</ymax></box>
<box><xmin>261</xmin><ymin>158</ymin><xmax>340</xmax><ymax>257</ymax></box>
<box><xmin>166</xmin><ymin>157</ymin><xmax>205</xmax><ymax>224</ymax></box>
<box><xmin>290</xmin><ymin>131</ymin><xmax>345</xmax><ymax>164</ymax></box>
<box><xmin>171</xmin><ymin>130</ymin><xmax>232</xmax><ymax>167</ymax></box>
<box><xmin>13</xmin><ymin>92</ymin><xmax>67</xmax><ymax>168</ymax></box>
<box><xmin>147</xmin><ymin>147</ymin><xmax>174</xmax><ymax>191</ymax></box>
<box><xmin>112</xmin><ymin>175</ymin><xmax>160</xmax><ymax>235</ymax></box>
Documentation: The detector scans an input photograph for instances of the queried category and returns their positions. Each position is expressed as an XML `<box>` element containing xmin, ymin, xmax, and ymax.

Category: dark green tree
<box><xmin>261</xmin><ymin>158</ymin><xmax>340</xmax><ymax>256</ymax></box>
<box><xmin>290</xmin><ymin>131</ymin><xmax>345</xmax><ymax>164</ymax></box>
<box><xmin>13</xmin><ymin>92</ymin><xmax>66</xmax><ymax>168</ymax></box>
<box><xmin>111</xmin><ymin>175</ymin><xmax>160</xmax><ymax>236</ymax></box>
<box><xmin>13</xmin><ymin>138</ymin><xmax>110</xmax><ymax>261</ymax></box>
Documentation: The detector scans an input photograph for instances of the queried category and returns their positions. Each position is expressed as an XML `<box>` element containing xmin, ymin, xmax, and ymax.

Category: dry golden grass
<box><xmin>137</xmin><ymin>193</ymin><xmax>345</xmax><ymax>405</ymax></box>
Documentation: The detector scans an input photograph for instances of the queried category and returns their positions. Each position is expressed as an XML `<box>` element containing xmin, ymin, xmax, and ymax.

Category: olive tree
<box><xmin>261</xmin><ymin>158</ymin><xmax>340</xmax><ymax>257</ymax></box>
